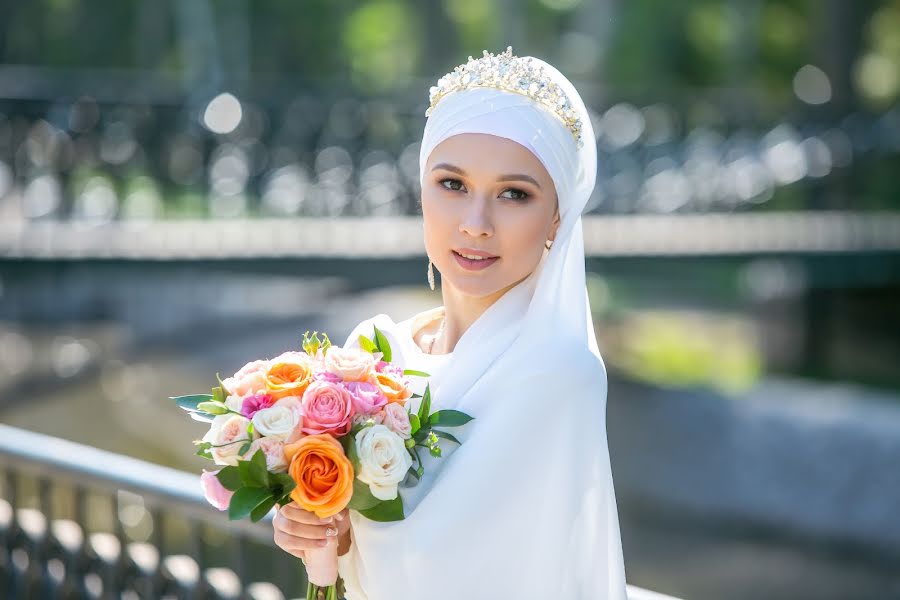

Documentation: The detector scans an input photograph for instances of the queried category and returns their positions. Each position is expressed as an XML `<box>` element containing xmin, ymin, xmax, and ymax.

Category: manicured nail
<box><xmin>318</xmin><ymin>539</ymin><xmax>329</xmax><ymax>547</ymax></box>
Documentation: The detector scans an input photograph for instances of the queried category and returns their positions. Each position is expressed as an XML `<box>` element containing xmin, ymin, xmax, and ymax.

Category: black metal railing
<box><xmin>0</xmin><ymin>423</ymin><xmax>680</xmax><ymax>600</ymax></box>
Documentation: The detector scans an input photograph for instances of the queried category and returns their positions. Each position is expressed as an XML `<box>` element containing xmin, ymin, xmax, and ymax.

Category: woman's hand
<box><xmin>273</xmin><ymin>502</ymin><xmax>351</xmax><ymax>560</ymax></box>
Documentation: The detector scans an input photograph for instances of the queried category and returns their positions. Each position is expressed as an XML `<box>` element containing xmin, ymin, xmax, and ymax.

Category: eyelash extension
<box><xmin>438</xmin><ymin>178</ymin><xmax>530</xmax><ymax>201</ymax></box>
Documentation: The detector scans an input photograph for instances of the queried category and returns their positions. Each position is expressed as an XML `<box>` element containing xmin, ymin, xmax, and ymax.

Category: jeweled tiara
<box><xmin>425</xmin><ymin>46</ymin><xmax>584</xmax><ymax>148</ymax></box>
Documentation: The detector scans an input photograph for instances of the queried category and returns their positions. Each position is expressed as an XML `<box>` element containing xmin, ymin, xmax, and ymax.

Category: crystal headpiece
<box><xmin>426</xmin><ymin>47</ymin><xmax>584</xmax><ymax>148</ymax></box>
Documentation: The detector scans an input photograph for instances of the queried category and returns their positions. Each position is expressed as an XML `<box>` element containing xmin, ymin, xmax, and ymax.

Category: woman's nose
<box><xmin>459</xmin><ymin>195</ymin><xmax>494</xmax><ymax>237</ymax></box>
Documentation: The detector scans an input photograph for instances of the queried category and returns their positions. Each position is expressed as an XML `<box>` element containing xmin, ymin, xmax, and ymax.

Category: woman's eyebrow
<box><xmin>431</xmin><ymin>163</ymin><xmax>542</xmax><ymax>190</ymax></box>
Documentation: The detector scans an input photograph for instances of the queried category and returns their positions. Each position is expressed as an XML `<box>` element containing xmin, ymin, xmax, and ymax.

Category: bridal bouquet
<box><xmin>170</xmin><ymin>328</ymin><xmax>473</xmax><ymax>600</ymax></box>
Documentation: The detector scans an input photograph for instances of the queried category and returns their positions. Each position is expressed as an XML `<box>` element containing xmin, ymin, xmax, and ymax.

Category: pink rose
<box><xmin>245</xmin><ymin>436</ymin><xmax>288</xmax><ymax>473</ymax></box>
<box><xmin>222</xmin><ymin>360</ymin><xmax>269</xmax><ymax>397</ymax></box>
<box><xmin>200</xmin><ymin>469</ymin><xmax>234</xmax><ymax>511</ymax></box>
<box><xmin>379</xmin><ymin>402</ymin><xmax>412</xmax><ymax>439</ymax></box>
<box><xmin>343</xmin><ymin>381</ymin><xmax>388</xmax><ymax>416</ymax></box>
<box><xmin>241</xmin><ymin>392</ymin><xmax>276</xmax><ymax>419</ymax></box>
<box><xmin>300</xmin><ymin>380</ymin><xmax>354</xmax><ymax>436</ymax></box>
<box><xmin>313</xmin><ymin>370</ymin><xmax>343</xmax><ymax>384</ymax></box>
<box><xmin>375</xmin><ymin>360</ymin><xmax>407</xmax><ymax>380</ymax></box>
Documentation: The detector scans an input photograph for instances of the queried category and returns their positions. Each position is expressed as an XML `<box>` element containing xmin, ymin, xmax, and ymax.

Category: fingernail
<box><xmin>335</xmin><ymin>513</ymin><xmax>344</xmax><ymax>521</ymax></box>
<box><xmin>320</xmin><ymin>516</ymin><xmax>333</xmax><ymax>524</ymax></box>
<box><xmin>325</xmin><ymin>526</ymin><xmax>337</xmax><ymax>537</ymax></box>
<box><xmin>318</xmin><ymin>539</ymin><xmax>329</xmax><ymax>547</ymax></box>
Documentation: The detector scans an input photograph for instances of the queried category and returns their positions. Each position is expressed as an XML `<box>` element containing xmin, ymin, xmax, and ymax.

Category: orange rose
<box><xmin>265</xmin><ymin>353</ymin><xmax>314</xmax><ymax>400</ymax></box>
<box><xmin>371</xmin><ymin>371</ymin><xmax>413</xmax><ymax>405</ymax></box>
<box><xmin>284</xmin><ymin>434</ymin><xmax>354</xmax><ymax>519</ymax></box>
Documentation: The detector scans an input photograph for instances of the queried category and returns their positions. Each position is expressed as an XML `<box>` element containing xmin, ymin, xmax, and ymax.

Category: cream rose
<box><xmin>245</xmin><ymin>436</ymin><xmax>288</xmax><ymax>473</ymax></box>
<box><xmin>324</xmin><ymin>347</ymin><xmax>376</xmax><ymax>382</ymax></box>
<box><xmin>355</xmin><ymin>424</ymin><xmax>412</xmax><ymax>501</ymax></box>
<box><xmin>379</xmin><ymin>403</ymin><xmax>412</xmax><ymax>440</ymax></box>
<box><xmin>203</xmin><ymin>414</ymin><xmax>253</xmax><ymax>467</ymax></box>
<box><xmin>251</xmin><ymin>399</ymin><xmax>303</xmax><ymax>442</ymax></box>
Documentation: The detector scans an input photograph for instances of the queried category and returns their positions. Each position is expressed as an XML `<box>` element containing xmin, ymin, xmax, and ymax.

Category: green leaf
<box><xmin>238</xmin><ymin>441</ymin><xmax>252</xmax><ymax>456</ymax></box>
<box><xmin>413</xmin><ymin>429</ymin><xmax>428</xmax><ymax>444</ymax></box>
<box><xmin>408</xmin><ymin>413</ymin><xmax>420</xmax><ymax>436</ymax></box>
<box><xmin>412</xmin><ymin>447</ymin><xmax>424</xmax><ymax>478</ymax></box>
<box><xmin>402</xmin><ymin>369</ymin><xmax>430</xmax><ymax>378</ymax></box>
<box><xmin>211</xmin><ymin>386</ymin><xmax>226</xmax><ymax>404</ymax></box>
<box><xmin>197</xmin><ymin>401</ymin><xmax>229</xmax><ymax>415</ymax></box>
<box><xmin>427</xmin><ymin>410</ymin><xmax>474</xmax><ymax>427</ymax></box>
<box><xmin>194</xmin><ymin>441</ymin><xmax>213</xmax><ymax>459</ymax></box>
<box><xmin>358</xmin><ymin>334</ymin><xmax>377</xmax><ymax>354</ymax></box>
<box><xmin>228</xmin><ymin>487</ymin><xmax>272</xmax><ymax>521</ymax></box>
<box><xmin>347</xmin><ymin>477</ymin><xmax>381</xmax><ymax>511</ymax></box>
<box><xmin>432</xmin><ymin>429</ymin><xmax>462</xmax><ymax>446</ymax></box>
<box><xmin>216</xmin><ymin>466</ymin><xmax>243</xmax><ymax>491</ymax></box>
<box><xmin>172</xmin><ymin>394</ymin><xmax>214</xmax><ymax>412</ymax></box>
<box><xmin>372</xmin><ymin>325</ymin><xmax>392</xmax><ymax>363</ymax></box>
<box><xmin>417</xmin><ymin>384</ymin><xmax>431</xmax><ymax>425</ymax></box>
<box><xmin>238</xmin><ymin>449</ymin><xmax>270</xmax><ymax>488</ymax></box>
<box><xmin>250</xmin><ymin>494</ymin><xmax>277</xmax><ymax>522</ymax></box>
<box><xmin>271</xmin><ymin>472</ymin><xmax>296</xmax><ymax>496</ymax></box>
<box><xmin>215</xmin><ymin>372</ymin><xmax>231</xmax><ymax>396</ymax></box>
<box><xmin>358</xmin><ymin>495</ymin><xmax>404</xmax><ymax>522</ymax></box>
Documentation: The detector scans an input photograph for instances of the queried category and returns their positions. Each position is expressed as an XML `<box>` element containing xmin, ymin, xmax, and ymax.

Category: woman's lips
<box><xmin>452</xmin><ymin>250</ymin><xmax>500</xmax><ymax>271</ymax></box>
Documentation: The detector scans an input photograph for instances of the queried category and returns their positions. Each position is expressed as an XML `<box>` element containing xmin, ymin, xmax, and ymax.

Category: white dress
<box><xmin>334</xmin><ymin>304</ymin><xmax>627</xmax><ymax>600</ymax></box>
<box><xmin>337</xmin><ymin>308</ymin><xmax>454</xmax><ymax>600</ymax></box>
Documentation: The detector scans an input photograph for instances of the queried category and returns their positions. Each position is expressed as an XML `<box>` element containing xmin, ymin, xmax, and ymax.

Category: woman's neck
<box><xmin>434</xmin><ymin>274</ymin><xmax>527</xmax><ymax>354</ymax></box>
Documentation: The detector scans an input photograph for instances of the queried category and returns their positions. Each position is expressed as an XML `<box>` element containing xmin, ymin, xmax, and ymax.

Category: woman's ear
<box><xmin>549</xmin><ymin>202</ymin><xmax>561</xmax><ymax>242</ymax></box>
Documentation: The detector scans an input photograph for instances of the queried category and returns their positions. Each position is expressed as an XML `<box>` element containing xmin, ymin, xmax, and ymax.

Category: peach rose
<box><xmin>371</xmin><ymin>363</ymin><xmax>413</xmax><ymax>405</ymax></box>
<box><xmin>245</xmin><ymin>436</ymin><xmax>288</xmax><ymax>473</ymax></box>
<box><xmin>265</xmin><ymin>352</ymin><xmax>314</xmax><ymax>400</ymax></box>
<box><xmin>222</xmin><ymin>359</ymin><xmax>270</xmax><ymax>397</ymax></box>
<box><xmin>379</xmin><ymin>402</ymin><xmax>412</xmax><ymax>439</ymax></box>
<box><xmin>324</xmin><ymin>347</ymin><xmax>376</xmax><ymax>382</ymax></box>
<box><xmin>284</xmin><ymin>434</ymin><xmax>354</xmax><ymax>519</ymax></box>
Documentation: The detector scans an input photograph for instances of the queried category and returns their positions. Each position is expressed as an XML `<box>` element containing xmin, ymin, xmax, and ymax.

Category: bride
<box><xmin>273</xmin><ymin>47</ymin><xmax>628</xmax><ymax>599</ymax></box>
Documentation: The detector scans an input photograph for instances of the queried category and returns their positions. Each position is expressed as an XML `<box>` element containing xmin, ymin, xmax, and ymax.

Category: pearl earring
<box><xmin>427</xmin><ymin>259</ymin><xmax>435</xmax><ymax>290</ymax></box>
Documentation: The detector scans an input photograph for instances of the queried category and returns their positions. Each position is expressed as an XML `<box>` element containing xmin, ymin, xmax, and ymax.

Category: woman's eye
<box><xmin>500</xmin><ymin>188</ymin><xmax>529</xmax><ymax>201</ymax></box>
<box><xmin>439</xmin><ymin>178</ymin><xmax>465</xmax><ymax>192</ymax></box>
<box><xmin>438</xmin><ymin>178</ymin><xmax>529</xmax><ymax>201</ymax></box>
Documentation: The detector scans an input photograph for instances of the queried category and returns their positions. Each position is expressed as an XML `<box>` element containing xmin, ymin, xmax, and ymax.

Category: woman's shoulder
<box><xmin>518</xmin><ymin>337</ymin><xmax>607</xmax><ymax>388</ymax></box>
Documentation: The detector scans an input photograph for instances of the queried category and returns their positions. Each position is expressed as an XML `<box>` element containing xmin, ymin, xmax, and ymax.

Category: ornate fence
<box><xmin>0</xmin><ymin>423</ymin><xmax>679</xmax><ymax>600</ymax></box>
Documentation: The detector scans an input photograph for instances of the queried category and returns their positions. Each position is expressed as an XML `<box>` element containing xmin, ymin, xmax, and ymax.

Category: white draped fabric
<box><xmin>334</xmin><ymin>53</ymin><xmax>627</xmax><ymax>599</ymax></box>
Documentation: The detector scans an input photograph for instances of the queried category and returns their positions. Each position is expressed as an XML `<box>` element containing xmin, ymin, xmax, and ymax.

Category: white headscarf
<box><xmin>337</xmin><ymin>53</ymin><xmax>627</xmax><ymax>600</ymax></box>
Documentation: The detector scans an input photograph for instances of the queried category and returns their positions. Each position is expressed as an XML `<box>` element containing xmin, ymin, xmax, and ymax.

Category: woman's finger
<box><xmin>274</xmin><ymin>528</ymin><xmax>333</xmax><ymax>551</ymax></box>
<box><xmin>279</xmin><ymin>502</ymin><xmax>335</xmax><ymax>525</ymax></box>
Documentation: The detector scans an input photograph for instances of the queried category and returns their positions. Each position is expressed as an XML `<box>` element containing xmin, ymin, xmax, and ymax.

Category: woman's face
<box><xmin>421</xmin><ymin>133</ymin><xmax>560</xmax><ymax>299</ymax></box>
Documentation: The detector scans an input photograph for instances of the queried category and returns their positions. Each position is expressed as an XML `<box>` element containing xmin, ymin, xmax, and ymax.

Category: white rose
<box><xmin>324</xmin><ymin>347</ymin><xmax>376</xmax><ymax>382</ymax></box>
<box><xmin>203</xmin><ymin>414</ymin><xmax>253</xmax><ymax>466</ymax></box>
<box><xmin>251</xmin><ymin>401</ymin><xmax>302</xmax><ymax>442</ymax></box>
<box><xmin>355</xmin><ymin>424</ymin><xmax>412</xmax><ymax>501</ymax></box>
<box><xmin>224</xmin><ymin>394</ymin><xmax>245</xmax><ymax>413</ymax></box>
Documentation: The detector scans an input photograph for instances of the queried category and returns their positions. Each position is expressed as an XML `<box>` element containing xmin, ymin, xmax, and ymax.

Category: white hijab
<box><xmin>336</xmin><ymin>54</ymin><xmax>627</xmax><ymax>599</ymax></box>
